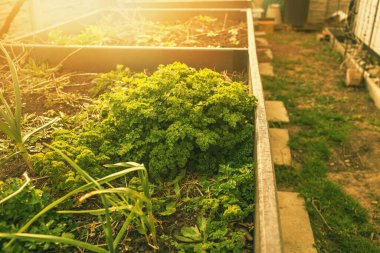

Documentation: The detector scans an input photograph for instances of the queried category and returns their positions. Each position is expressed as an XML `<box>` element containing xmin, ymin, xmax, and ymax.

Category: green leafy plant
<box><xmin>90</xmin><ymin>64</ymin><xmax>131</xmax><ymax>96</ymax></box>
<box><xmin>2</xmin><ymin>144</ymin><xmax>157</xmax><ymax>252</ymax></box>
<box><xmin>34</xmin><ymin>63</ymin><xmax>255</xmax><ymax>182</ymax></box>
<box><xmin>0</xmin><ymin>176</ymin><xmax>74</xmax><ymax>252</ymax></box>
<box><xmin>96</xmin><ymin>62</ymin><xmax>256</xmax><ymax>179</ymax></box>
<box><xmin>164</xmin><ymin>164</ymin><xmax>255</xmax><ymax>252</ymax></box>
<box><xmin>175</xmin><ymin>217</ymin><xmax>206</xmax><ymax>243</ymax></box>
<box><xmin>174</xmin><ymin>217</ymin><xmax>246</xmax><ymax>252</ymax></box>
<box><xmin>0</xmin><ymin>172</ymin><xmax>30</xmax><ymax>205</ymax></box>
<box><xmin>32</xmin><ymin>133</ymin><xmax>109</xmax><ymax>192</ymax></box>
<box><xmin>0</xmin><ymin>62</ymin><xmax>256</xmax><ymax>251</ymax></box>
<box><xmin>0</xmin><ymin>45</ymin><xmax>58</xmax><ymax>172</ymax></box>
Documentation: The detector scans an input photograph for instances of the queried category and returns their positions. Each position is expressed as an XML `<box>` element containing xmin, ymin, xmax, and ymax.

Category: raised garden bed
<box><xmin>0</xmin><ymin>54</ymin><xmax>256</xmax><ymax>252</ymax></box>
<box><xmin>5</xmin><ymin>9</ymin><xmax>249</xmax><ymax>73</ymax></box>
<box><xmin>0</xmin><ymin>8</ymin><xmax>282</xmax><ymax>253</ymax></box>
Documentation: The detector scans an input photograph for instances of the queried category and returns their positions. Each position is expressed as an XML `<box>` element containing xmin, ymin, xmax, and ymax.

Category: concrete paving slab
<box><xmin>265</xmin><ymin>49</ymin><xmax>273</xmax><ymax>60</ymax></box>
<box><xmin>255</xmin><ymin>31</ymin><xmax>267</xmax><ymax>37</ymax></box>
<box><xmin>269</xmin><ymin>128</ymin><xmax>291</xmax><ymax>165</ymax></box>
<box><xmin>256</xmin><ymin>37</ymin><xmax>270</xmax><ymax>47</ymax></box>
<box><xmin>259</xmin><ymin>62</ymin><xmax>274</xmax><ymax>77</ymax></box>
<box><xmin>257</xmin><ymin>49</ymin><xmax>273</xmax><ymax>62</ymax></box>
<box><xmin>265</xmin><ymin>101</ymin><xmax>290</xmax><ymax>123</ymax></box>
<box><xmin>278</xmin><ymin>191</ymin><xmax>317</xmax><ymax>253</ymax></box>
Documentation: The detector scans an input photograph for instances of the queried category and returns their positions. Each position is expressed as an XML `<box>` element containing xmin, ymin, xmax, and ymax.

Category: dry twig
<box><xmin>311</xmin><ymin>199</ymin><xmax>333</xmax><ymax>231</ymax></box>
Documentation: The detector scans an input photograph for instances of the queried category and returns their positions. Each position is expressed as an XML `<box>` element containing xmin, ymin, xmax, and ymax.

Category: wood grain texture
<box><xmin>307</xmin><ymin>0</ymin><xmax>350</xmax><ymax>24</ymax></box>
<box><xmin>247</xmin><ymin>9</ymin><xmax>282</xmax><ymax>253</ymax></box>
<box><xmin>355</xmin><ymin>0</ymin><xmax>380</xmax><ymax>55</ymax></box>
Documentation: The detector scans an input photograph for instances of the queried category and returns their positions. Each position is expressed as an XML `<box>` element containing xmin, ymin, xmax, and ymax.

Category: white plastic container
<box><xmin>266</xmin><ymin>4</ymin><xmax>282</xmax><ymax>25</ymax></box>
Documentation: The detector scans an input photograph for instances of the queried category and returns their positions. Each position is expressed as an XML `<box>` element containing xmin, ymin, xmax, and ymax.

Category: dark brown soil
<box><xmin>21</xmin><ymin>73</ymin><xmax>95</xmax><ymax>116</ymax></box>
<box><xmin>0</xmin><ymin>70</ymin><xmax>96</xmax><ymax>180</ymax></box>
<box><xmin>32</xmin><ymin>14</ymin><xmax>248</xmax><ymax>48</ymax></box>
<box><xmin>0</xmin><ymin>158</ymin><xmax>27</xmax><ymax>180</ymax></box>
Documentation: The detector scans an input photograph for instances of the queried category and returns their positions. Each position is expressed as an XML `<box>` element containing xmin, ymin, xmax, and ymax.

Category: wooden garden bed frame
<box><xmin>107</xmin><ymin>0</ymin><xmax>252</xmax><ymax>9</ymax></box>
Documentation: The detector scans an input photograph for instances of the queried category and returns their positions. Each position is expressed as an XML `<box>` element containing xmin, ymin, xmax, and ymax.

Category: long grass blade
<box><xmin>105</xmin><ymin>162</ymin><xmax>157</xmax><ymax>248</ymax></box>
<box><xmin>0</xmin><ymin>121</ymin><xmax>15</xmax><ymax>140</ymax></box>
<box><xmin>104</xmin><ymin>162</ymin><xmax>142</xmax><ymax>168</ymax></box>
<box><xmin>0</xmin><ymin>151</ymin><xmax>19</xmax><ymax>167</ymax></box>
<box><xmin>57</xmin><ymin>205</ymin><xmax>134</xmax><ymax>215</ymax></box>
<box><xmin>0</xmin><ymin>233</ymin><xmax>108</xmax><ymax>253</ymax></box>
<box><xmin>98</xmin><ymin>202</ymin><xmax>114</xmax><ymax>253</ymax></box>
<box><xmin>0</xmin><ymin>93</ymin><xmax>20</xmax><ymax>141</ymax></box>
<box><xmin>22</xmin><ymin>117</ymin><xmax>60</xmax><ymax>142</ymax></box>
<box><xmin>138</xmin><ymin>170</ymin><xmax>150</xmax><ymax>199</ymax></box>
<box><xmin>44</xmin><ymin>144</ymin><xmax>116</xmax><ymax>252</ymax></box>
<box><xmin>105</xmin><ymin>162</ymin><xmax>150</xmax><ymax>197</ymax></box>
<box><xmin>0</xmin><ymin>92</ymin><xmax>16</xmax><ymax>128</ymax></box>
<box><xmin>44</xmin><ymin>143</ymin><xmax>94</xmax><ymax>185</ymax></box>
<box><xmin>0</xmin><ymin>45</ymin><xmax>33</xmax><ymax>172</ymax></box>
<box><xmin>5</xmin><ymin>167</ymin><xmax>145</xmax><ymax>248</ymax></box>
<box><xmin>79</xmin><ymin>188</ymin><xmax>149</xmax><ymax>203</ymax></box>
<box><xmin>0</xmin><ymin>172</ymin><xmax>30</xmax><ymax>204</ymax></box>
<box><xmin>0</xmin><ymin>45</ymin><xmax>22</xmax><ymax>125</ymax></box>
<box><xmin>113</xmin><ymin>211</ymin><xmax>136</xmax><ymax>250</ymax></box>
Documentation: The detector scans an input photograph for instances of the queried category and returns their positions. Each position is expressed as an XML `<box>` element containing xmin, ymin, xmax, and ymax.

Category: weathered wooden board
<box><xmin>5</xmin><ymin>8</ymin><xmax>249</xmax><ymax>73</ymax></box>
<box><xmin>247</xmin><ymin>9</ymin><xmax>283</xmax><ymax>253</ymax></box>
<box><xmin>355</xmin><ymin>0</ymin><xmax>380</xmax><ymax>56</ymax></box>
<box><xmin>115</xmin><ymin>0</ymin><xmax>252</xmax><ymax>8</ymax></box>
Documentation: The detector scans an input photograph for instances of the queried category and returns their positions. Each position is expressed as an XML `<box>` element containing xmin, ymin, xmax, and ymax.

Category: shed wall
<box><xmin>354</xmin><ymin>0</ymin><xmax>380</xmax><ymax>56</ymax></box>
<box><xmin>307</xmin><ymin>0</ymin><xmax>350</xmax><ymax>24</ymax></box>
<box><xmin>307</xmin><ymin>0</ymin><xmax>328</xmax><ymax>24</ymax></box>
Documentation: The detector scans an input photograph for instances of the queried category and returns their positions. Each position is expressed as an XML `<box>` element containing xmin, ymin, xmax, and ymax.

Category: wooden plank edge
<box><xmin>246</xmin><ymin>9</ymin><xmax>283</xmax><ymax>253</ymax></box>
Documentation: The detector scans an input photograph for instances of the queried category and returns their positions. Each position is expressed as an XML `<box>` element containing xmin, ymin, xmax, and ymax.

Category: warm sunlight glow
<box><xmin>2</xmin><ymin>1</ymin><xmax>378</xmax><ymax>252</ymax></box>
